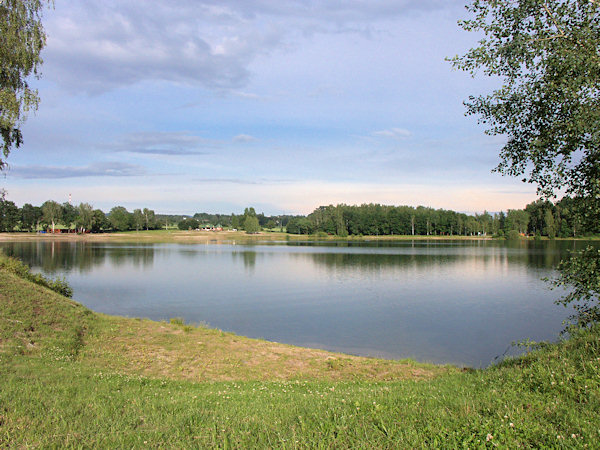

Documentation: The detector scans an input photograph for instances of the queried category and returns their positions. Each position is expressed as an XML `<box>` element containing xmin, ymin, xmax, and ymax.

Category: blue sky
<box><xmin>2</xmin><ymin>0</ymin><xmax>539</xmax><ymax>215</ymax></box>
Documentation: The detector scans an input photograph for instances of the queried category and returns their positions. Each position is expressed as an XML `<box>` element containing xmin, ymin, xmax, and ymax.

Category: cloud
<box><xmin>231</xmin><ymin>91</ymin><xmax>262</xmax><ymax>100</ymax></box>
<box><xmin>372</xmin><ymin>128</ymin><xmax>412</xmax><ymax>138</ymax></box>
<box><xmin>12</xmin><ymin>162</ymin><xmax>146</xmax><ymax>179</ymax></box>
<box><xmin>42</xmin><ymin>0</ymin><xmax>458</xmax><ymax>95</ymax></box>
<box><xmin>193</xmin><ymin>178</ymin><xmax>261</xmax><ymax>185</ymax></box>
<box><xmin>110</xmin><ymin>131</ymin><xmax>219</xmax><ymax>155</ymax></box>
<box><xmin>233</xmin><ymin>134</ymin><xmax>258</xmax><ymax>143</ymax></box>
<box><xmin>191</xmin><ymin>177</ymin><xmax>295</xmax><ymax>186</ymax></box>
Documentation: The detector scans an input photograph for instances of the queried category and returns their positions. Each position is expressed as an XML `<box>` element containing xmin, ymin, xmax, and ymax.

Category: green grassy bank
<box><xmin>1</xmin><ymin>256</ymin><xmax>599</xmax><ymax>447</ymax></box>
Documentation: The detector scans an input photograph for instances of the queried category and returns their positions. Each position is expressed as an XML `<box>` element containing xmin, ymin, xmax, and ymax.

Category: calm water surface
<box><xmin>2</xmin><ymin>239</ymin><xmax>594</xmax><ymax>367</ymax></box>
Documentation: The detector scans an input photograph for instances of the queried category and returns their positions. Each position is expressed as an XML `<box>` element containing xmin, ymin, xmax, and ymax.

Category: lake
<box><xmin>1</xmin><ymin>238</ymin><xmax>593</xmax><ymax>367</ymax></box>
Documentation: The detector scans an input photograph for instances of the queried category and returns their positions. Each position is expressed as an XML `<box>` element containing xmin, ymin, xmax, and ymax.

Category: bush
<box><xmin>506</xmin><ymin>230</ymin><xmax>521</xmax><ymax>241</ymax></box>
<box><xmin>48</xmin><ymin>277</ymin><xmax>74</xmax><ymax>298</ymax></box>
<box><xmin>178</xmin><ymin>218</ymin><xmax>200</xmax><ymax>230</ymax></box>
<box><xmin>0</xmin><ymin>252</ymin><xmax>73</xmax><ymax>298</ymax></box>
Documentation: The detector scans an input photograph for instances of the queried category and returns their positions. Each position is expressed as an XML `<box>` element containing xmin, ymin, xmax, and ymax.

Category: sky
<box><xmin>2</xmin><ymin>0</ymin><xmax>540</xmax><ymax>216</ymax></box>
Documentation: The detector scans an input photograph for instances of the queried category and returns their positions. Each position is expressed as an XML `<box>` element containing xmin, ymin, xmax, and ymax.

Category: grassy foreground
<box><xmin>1</xmin><ymin>259</ymin><xmax>599</xmax><ymax>447</ymax></box>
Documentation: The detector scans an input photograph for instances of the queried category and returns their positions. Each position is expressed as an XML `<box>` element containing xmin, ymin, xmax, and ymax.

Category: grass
<box><xmin>1</xmin><ymin>254</ymin><xmax>599</xmax><ymax>447</ymax></box>
<box><xmin>0</xmin><ymin>229</ymin><xmax>499</xmax><ymax>245</ymax></box>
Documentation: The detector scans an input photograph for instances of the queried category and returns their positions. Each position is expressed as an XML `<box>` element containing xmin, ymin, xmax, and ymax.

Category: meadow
<box><xmin>1</xmin><ymin>252</ymin><xmax>599</xmax><ymax>447</ymax></box>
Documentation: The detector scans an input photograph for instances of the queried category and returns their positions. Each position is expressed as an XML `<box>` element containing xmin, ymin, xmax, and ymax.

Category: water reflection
<box><xmin>1</xmin><ymin>241</ymin><xmax>157</xmax><ymax>273</ymax></box>
<box><xmin>0</xmin><ymin>239</ymin><xmax>590</xmax><ymax>275</ymax></box>
<box><xmin>1</xmin><ymin>239</ymin><xmax>597</xmax><ymax>367</ymax></box>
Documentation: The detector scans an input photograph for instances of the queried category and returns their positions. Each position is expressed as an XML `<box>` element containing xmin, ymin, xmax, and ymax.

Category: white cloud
<box><xmin>109</xmin><ymin>131</ymin><xmax>220</xmax><ymax>155</ymax></box>
<box><xmin>233</xmin><ymin>134</ymin><xmax>257</xmax><ymax>143</ymax></box>
<box><xmin>11</xmin><ymin>162</ymin><xmax>146</xmax><ymax>179</ymax></box>
<box><xmin>372</xmin><ymin>128</ymin><xmax>412</xmax><ymax>138</ymax></box>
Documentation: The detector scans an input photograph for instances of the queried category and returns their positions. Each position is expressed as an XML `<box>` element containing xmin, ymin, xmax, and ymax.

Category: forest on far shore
<box><xmin>0</xmin><ymin>195</ymin><xmax>597</xmax><ymax>239</ymax></box>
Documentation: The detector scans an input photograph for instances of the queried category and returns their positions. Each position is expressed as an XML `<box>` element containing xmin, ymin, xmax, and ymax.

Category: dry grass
<box><xmin>0</xmin><ymin>230</ymin><xmax>495</xmax><ymax>244</ymax></box>
<box><xmin>83</xmin><ymin>314</ymin><xmax>454</xmax><ymax>382</ymax></box>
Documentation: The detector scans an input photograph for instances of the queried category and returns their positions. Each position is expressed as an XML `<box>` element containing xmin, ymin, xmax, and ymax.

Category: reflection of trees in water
<box><xmin>518</xmin><ymin>240</ymin><xmax>597</xmax><ymax>270</ymax></box>
<box><xmin>302</xmin><ymin>240</ymin><xmax>599</xmax><ymax>273</ymax></box>
<box><xmin>1</xmin><ymin>239</ymin><xmax>597</xmax><ymax>276</ymax></box>
<box><xmin>305</xmin><ymin>252</ymin><xmax>467</xmax><ymax>277</ymax></box>
<box><xmin>0</xmin><ymin>242</ymin><xmax>155</xmax><ymax>273</ymax></box>
<box><xmin>230</xmin><ymin>251</ymin><xmax>257</xmax><ymax>271</ymax></box>
<box><xmin>106</xmin><ymin>246</ymin><xmax>154</xmax><ymax>268</ymax></box>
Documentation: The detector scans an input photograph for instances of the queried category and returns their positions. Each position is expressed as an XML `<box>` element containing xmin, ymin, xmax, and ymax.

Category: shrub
<box><xmin>178</xmin><ymin>218</ymin><xmax>200</xmax><ymax>230</ymax></box>
<box><xmin>506</xmin><ymin>230</ymin><xmax>521</xmax><ymax>241</ymax></box>
<box><xmin>0</xmin><ymin>252</ymin><xmax>73</xmax><ymax>298</ymax></box>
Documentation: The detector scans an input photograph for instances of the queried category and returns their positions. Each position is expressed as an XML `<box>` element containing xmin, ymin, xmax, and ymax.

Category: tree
<box><xmin>61</xmin><ymin>202</ymin><xmax>78</xmax><ymax>230</ymax></box>
<box><xmin>451</xmin><ymin>0</ymin><xmax>600</xmax><ymax>200</ymax></box>
<box><xmin>552</xmin><ymin>247</ymin><xmax>600</xmax><ymax>327</ymax></box>
<box><xmin>41</xmin><ymin>200</ymin><xmax>62</xmax><ymax>233</ymax></box>
<box><xmin>544</xmin><ymin>209</ymin><xmax>556</xmax><ymax>239</ymax></box>
<box><xmin>142</xmin><ymin>207</ymin><xmax>155</xmax><ymax>230</ymax></box>
<box><xmin>243</xmin><ymin>215</ymin><xmax>260</xmax><ymax>234</ymax></box>
<box><xmin>0</xmin><ymin>0</ymin><xmax>48</xmax><ymax>169</ymax></box>
<box><xmin>231</xmin><ymin>214</ymin><xmax>241</xmax><ymax>230</ymax></box>
<box><xmin>476</xmin><ymin>210</ymin><xmax>492</xmax><ymax>235</ymax></box>
<box><xmin>76</xmin><ymin>202</ymin><xmax>94</xmax><ymax>233</ymax></box>
<box><xmin>178</xmin><ymin>218</ymin><xmax>200</xmax><ymax>230</ymax></box>
<box><xmin>0</xmin><ymin>194</ymin><xmax>19</xmax><ymax>231</ymax></box>
<box><xmin>91</xmin><ymin>209</ymin><xmax>109</xmax><ymax>233</ymax></box>
<box><xmin>20</xmin><ymin>202</ymin><xmax>41</xmax><ymax>231</ymax></box>
<box><xmin>505</xmin><ymin>209</ymin><xmax>529</xmax><ymax>235</ymax></box>
<box><xmin>132</xmin><ymin>208</ymin><xmax>144</xmax><ymax>231</ymax></box>
<box><xmin>453</xmin><ymin>0</ymin><xmax>600</xmax><ymax>326</ymax></box>
<box><xmin>108</xmin><ymin>206</ymin><xmax>132</xmax><ymax>231</ymax></box>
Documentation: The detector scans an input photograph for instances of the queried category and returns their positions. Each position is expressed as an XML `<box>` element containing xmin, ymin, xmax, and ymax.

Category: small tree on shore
<box><xmin>42</xmin><ymin>200</ymin><xmax>62</xmax><ymax>233</ymax></box>
<box><xmin>243</xmin><ymin>215</ymin><xmax>260</xmax><ymax>234</ymax></box>
<box><xmin>76</xmin><ymin>203</ymin><xmax>94</xmax><ymax>233</ymax></box>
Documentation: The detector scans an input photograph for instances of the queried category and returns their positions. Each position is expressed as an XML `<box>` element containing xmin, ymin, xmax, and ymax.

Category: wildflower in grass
<box><xmin>486</xmin><ymin>434</ymin><xmax>493</xmax><ymax>442</ymax></box>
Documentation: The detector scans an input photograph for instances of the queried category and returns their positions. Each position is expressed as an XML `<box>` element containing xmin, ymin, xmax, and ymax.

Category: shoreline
<box><xmin>1</xmin><ymin>230</ymin><xmax>597</xmax><ymax>245</ymax></box>
<box><xmin>0</xmin><ymin>230</ymin><xmax>502</xmax><ymax>244</ymax></box>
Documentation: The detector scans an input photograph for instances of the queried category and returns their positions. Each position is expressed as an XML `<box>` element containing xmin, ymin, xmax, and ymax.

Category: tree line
<box><xmin>286</xmin><ymin>197</ymin><xmax>598</xmax><ymax>238</ymax></box>
<box><xmin>191</xmin><ymin>209</ymin><xmax>298</xmax><ymax>231</ymax></box>
<box><xmin>0</xmin><ymin>196</ymin><xmax>160</xmax><ymax>233</ymax></box>
<box><xmin>1</xmin><ymin>195</ymin><xmax>597</xmax><ymax>238</ymax></box>
<box><xmin>0</xmin><ymin>197</ymin><xmax>298</xmax><ymax>234</ymax></box>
